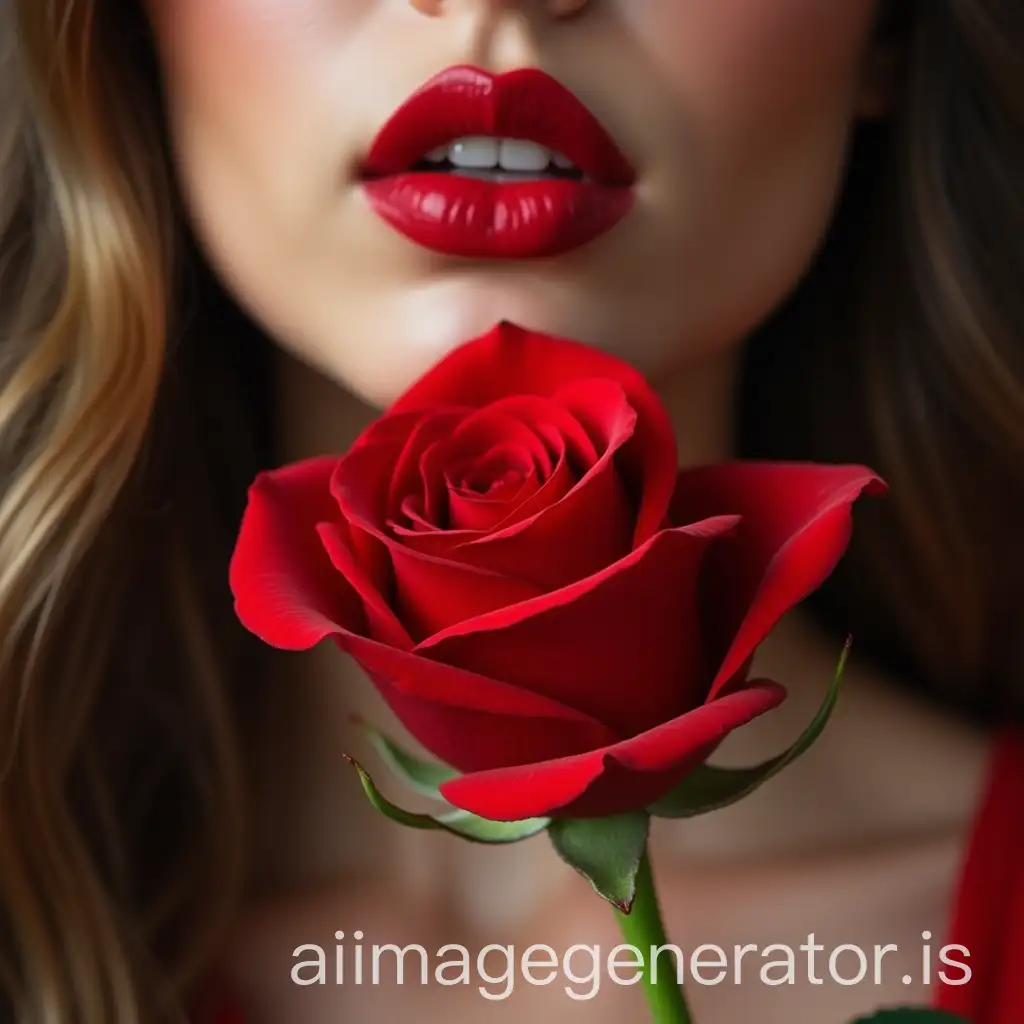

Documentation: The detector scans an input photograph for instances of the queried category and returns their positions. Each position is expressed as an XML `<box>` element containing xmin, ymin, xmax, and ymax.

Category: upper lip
<box><xmin>360</xmin><ymin>65</ymin><xmax>637</xmax><ymax>187</ymax></box>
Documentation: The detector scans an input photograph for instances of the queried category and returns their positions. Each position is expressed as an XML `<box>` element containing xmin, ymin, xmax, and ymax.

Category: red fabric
<box><xmin>935</xmin><ymin>729</ymin><xmax>1024</xmax><ymax>1023</ymax></box>
<box><xmin>202</xmin><ymin>989</ymin><xmax>245</xmax><ymax>1024</ymax></box>
<box><xmin>204</xmin><ymin>731</ymin><xmax>1024</xmax><ymax>1023</ymax></box>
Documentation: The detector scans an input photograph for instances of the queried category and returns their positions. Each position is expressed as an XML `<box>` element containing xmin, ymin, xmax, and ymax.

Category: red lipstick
<box><xmin>360</xmin><ymin>66</ymin><xmax>636</xmax><ymax>260</ymax></box>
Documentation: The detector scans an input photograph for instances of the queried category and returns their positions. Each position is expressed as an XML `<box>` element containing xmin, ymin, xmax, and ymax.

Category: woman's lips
<box><xmin>359</xmin><ymin>66</ymin><xmax>637</xmax><ymax>260</ymax></box>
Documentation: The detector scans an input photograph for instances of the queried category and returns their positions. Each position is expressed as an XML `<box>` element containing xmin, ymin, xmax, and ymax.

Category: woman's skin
<box><xmin>144</xmin><ymin>1</ymin><xmax>991</xmax><ymax>1020</ymax></box>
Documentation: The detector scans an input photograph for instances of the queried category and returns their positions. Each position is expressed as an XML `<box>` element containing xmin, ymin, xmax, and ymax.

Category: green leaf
<box><xmin>548</xmin><ymin>812</ymin><xmax>650</xmax><ymax>913</ymax></box>
<box><xmin>846</xmin><ymin>1011</ymin><xmax>970</xmax><ymax>1022</ymax></box>
<box><xmin>438</xmin><ymin>807</ymin><xmax>552</xmax><ymax>843</ymax></box>
<box><xmin>345</xmin><ymin>757</ymin><xmax>550</xmax><ymax>844</ymax></box>
<box><xmin>650</xmin><ymin>638</ymin><xmax>850</xmax><ymax>819</ymax></box>
<box><xmin>353</xmin><ymin>716</ymin><xmax>459</xmax><ymax>800</ymax></box>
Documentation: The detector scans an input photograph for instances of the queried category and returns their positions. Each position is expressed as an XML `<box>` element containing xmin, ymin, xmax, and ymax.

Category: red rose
<box><xmin>230</xmin><ymin>323</ymin><xmax>882</xmax><ymax>821</ymax></box>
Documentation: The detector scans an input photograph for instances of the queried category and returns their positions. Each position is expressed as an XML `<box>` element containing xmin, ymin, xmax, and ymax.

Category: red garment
<box><xmin>203</xmin><ymin>991</ymin><xmax>245</xmax><ymax>1024</ymax></box>
<box><xmin>203</xmin><ymin>732</ymin><xmax>1023</xmax><ymax>1024</ymax></box>
<box><xmin>203</xmin><ymin>990</ymin><xmax>245</xmax><ymax>1024</ymax></box>
<box><xmin>934</xmin><ymin>730</ymin><xmax>1024</xmax><ymax>1023</ymax></box>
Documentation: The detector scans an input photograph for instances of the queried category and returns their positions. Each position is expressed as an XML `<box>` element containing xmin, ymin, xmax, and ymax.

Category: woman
<box><xmin>1</xmin><ymin>0</ymin><xmax>1021</xmax><ymax>1021</ymax></box>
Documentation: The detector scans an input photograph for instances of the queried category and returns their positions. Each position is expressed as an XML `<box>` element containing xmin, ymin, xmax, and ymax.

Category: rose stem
<box><xmin>613</xmin><ymin>847</ymin><xmax>695</xmax><ymax>1024</ymax></box>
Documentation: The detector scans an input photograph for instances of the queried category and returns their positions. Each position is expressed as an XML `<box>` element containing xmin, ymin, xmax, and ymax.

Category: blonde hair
<box><xmin>1</xmin><ymin>2</ymin><xmax>248</xmax><ymax>1020</ymax></box>
<box><xmin>0</xmin><ymin>0</ymin><xmax>1022</xmax><ymax>1022</ymax></box>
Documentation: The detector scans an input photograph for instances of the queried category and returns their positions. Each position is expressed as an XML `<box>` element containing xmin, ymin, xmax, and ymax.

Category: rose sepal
<box><xmin>648</xmin><ymin>638</ymin><xmax>849</xmax><ymax>819</ymax></box>
<box><xmin>344</xmin><ymin>756</ymin><xmax>551</xmax><ymax>844</ymax></box>
<box><xmin>352</xmin><ymin>714</ymin><xmax>460</xmax><ymax>800</ymax></box>
<box><xmin>548</xmin><ymin>811</ymin><xmax>650</xmax><ymax>913</ymax></box>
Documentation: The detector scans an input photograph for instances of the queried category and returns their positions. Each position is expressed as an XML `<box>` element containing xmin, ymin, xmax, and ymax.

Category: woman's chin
<box><xmin>381</xmin><ymin>282</ymin><xmax>596</xmax><ymax>356</ymax></box>
<box><xmin>322</xmin><ymin>308</ymin><xmax>585</xmax><ymax>409</ymax></box>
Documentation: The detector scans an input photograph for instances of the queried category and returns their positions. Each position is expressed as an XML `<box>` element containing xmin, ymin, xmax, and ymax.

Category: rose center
<box><xmin>461</xmin><ymin>466</ymin><xmax>525</xmax><ymax>495</ymax></box>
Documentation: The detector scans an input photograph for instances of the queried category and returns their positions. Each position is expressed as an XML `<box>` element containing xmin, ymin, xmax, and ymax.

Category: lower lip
<box><xmin>361</xmin><ymin>173</ymin><xmax>634</xmax><ymax>259</ymax></box>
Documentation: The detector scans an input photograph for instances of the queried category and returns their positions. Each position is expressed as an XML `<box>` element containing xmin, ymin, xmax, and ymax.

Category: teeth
<box><xmin>422</xmin><ymin>136</ymin><xmax>579</xmax><ymax>174</ymax></box>
<box><xmin>449</xmin><ymin>136</ymin><xmax>501</xmax><ymax>169</ymax></box>
<box><xmin>498</xmin><ymin>139</ymin><xmax>551</xmax><ymax>172</ymax></box>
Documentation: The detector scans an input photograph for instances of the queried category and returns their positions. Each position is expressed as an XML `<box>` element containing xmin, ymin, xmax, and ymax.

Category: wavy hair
<box><xmin>0</xmin><ymin>0</ymin><xmax>1021</xmax><ymax>1021</ymax></box>
<box><xmin>1</xmin><ymin>1</ymin><xmax>264</xmax><ymax>1021</ymax></box>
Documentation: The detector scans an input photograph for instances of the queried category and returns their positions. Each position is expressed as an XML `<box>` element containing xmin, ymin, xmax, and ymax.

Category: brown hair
<box><xmin>742</xmin><ymin>0</ymin><xmax>1024</xmax><ymax>721</ymax></box>
<box><xmin>0</xmin><ymin>0</ymin><xmax>1021</xmax><ymax>1021</ymax></box>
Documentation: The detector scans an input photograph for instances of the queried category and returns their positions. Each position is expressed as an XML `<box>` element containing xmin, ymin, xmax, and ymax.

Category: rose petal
<box><xmin>388</xmin><ymin>322</ymin><xmax>678</xmax><ymax>544</ymax></box>
<box><xmin>445</xmin><ymin>422</ymin><xmax>576</xmax><ymax>537</ymax></box>
<box><xmin>326</xmin><ymin>414</ymin><xmax>441</xmax><ymax>534</ymax></box>
<box><xmin>670</xmin><ymin>463</ymin><xmax>885</xmax><ymax>698</ymax></box>
<box><xmin>439</xmin><ymin>391</ymin><xmax>602</xmax><ymax>535</ymax></box>
<box><xmin>316</xmin><ymin>521</ymin><xmax>413</xmax><ymax>649</ymax></box>
<box><xmin>409</xmin><ymin>392</ymin><xmax>600</xmax><ymax>540</ymax></box>
<box><xmin>336</xmin><ymin>632</ymin><xmax>620</xmax><ymax>770</ymax></box>
<box><xmin>418</xmin><ymin>515</ymin><xmax>740</xmax><ymax>734</ymax></box>
<box><xmin>416</xmin><ymin>403</ymin><xmax>554</xmax><ymax>529</ymax></box>
<box><xmin>348</xmin><ymin>409</ymin><xmax>456</xmax><ymax>531</ymax></box>
<box><xmin>390</xmin><ymin>381</ymin><xmax>638</xmax><ymax>589</ymax></box>
<box><xmin>479</xmin><ymin>384</ymin><xmax>610</xmax><ymax>533</ymax></box>
<box><xmin>464</xmin><ymin>464</ymin><xmax>633</xmax><ymax>589</ymax></box>
<box><xmin>452</xmin><ymin>398</ymin><xmax>561</xmax><ymax>470</ymax></box>
<box><xmin>446</xmin><ymin>483</ymin><xmax>531</xmax><ymax>534</ymax></box>
<box><xmin>388</xmin><ymin>410</ymin><xmax>465</xmax><ymax>529</ymax></box>
<box><xmin>439</xmin><ymin>681</ymin><xmax>786</xmax><ymax>820</ymax></box>
<box><xmin>337</xmin><ymin>451</ymin><xmax>550</xmax><ymax>638</ymax></box>
<box><xmin>230</xmin><ymin>457</ymin><xmax>360</xmax><ymax>650</ymax></box>
<box><xmin>447</xmin><ymin>442</ymin><xmax>533</xmax><ymax>494</ymax></box>
<box><xmin>349</xmin><ymin>407</ymin><xmax>433</xmax><ymax>454</ymax></box>
<box><xmin>398</xmin><ymin>491</ymin><xmax>436</xmax><ymax>532</ymax></box>
<box><xmin>332</xmin><ymin>435</ymin><xmax>427</xmax><ymax>538</ymax></box>
<box><xmin>445</xmin><ymin>444</ymin><xmax>541</xmax><ymax>531</ymax></box>
<box><xmin>386</xmin><ymin>540</ymin><xmax>543</xmax><ymax>639</ymax></box>
<box><xmin>469</xmin><ymin>392</ymin><xmax>599</xmax><ymax>472</ymax></box>
<box><xmin>395</xmin><ymin>438</ymin><xmax>575</xmax><ymax>562</ymax></box>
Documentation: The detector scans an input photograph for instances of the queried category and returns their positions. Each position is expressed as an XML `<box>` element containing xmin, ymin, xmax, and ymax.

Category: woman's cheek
<box><xmin>143</xmin><ymin>0</ymin><xmax>376</xmax><ymax>150</ymax></box>
<box><xmin>616</xmin><ymin>0</ymin><xmax>879</xmax><ymax>134</ymax></box>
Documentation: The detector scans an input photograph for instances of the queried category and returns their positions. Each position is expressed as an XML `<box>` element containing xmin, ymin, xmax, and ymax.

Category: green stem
<box><xmin>613</xmin><ymin>847</ymin><xmax>694</xmax><ymax>1024</ymax></box>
